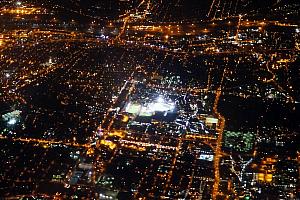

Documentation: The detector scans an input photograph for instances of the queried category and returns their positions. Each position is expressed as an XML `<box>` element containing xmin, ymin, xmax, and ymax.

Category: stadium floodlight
<box><xmin>152</xmin><ymin>102</ymin><xmax>168</xmax><ymax>112</ymax></box>
<box><xmin>8</xmin><ymin>118</ymin><xmax>17</xmax><ymax>125</ymax></box>
<box><xmin>156</xmin><ymin>95</ymin><xmax>164</xmax><ymax>103</ymax></box>
<box><xmin>149</xmin><ymin>96</ymin><xmax>175</xmax><ymax>112</ymax></box>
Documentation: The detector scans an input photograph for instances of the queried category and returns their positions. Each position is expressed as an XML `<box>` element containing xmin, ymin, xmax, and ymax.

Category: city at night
<box><xmin>0</xmin><ymin>0</ymin><xmax>299</xmax><ymax>199</ymax></box>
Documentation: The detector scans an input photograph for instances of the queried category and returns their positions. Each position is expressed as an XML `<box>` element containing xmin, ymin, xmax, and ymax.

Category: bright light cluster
<box><xmin>125</xmin><ymin>95</ymin><xmax>175</xmax><ymax>116</ymax></box>
<box><xmin>8</xmin><ymin>118</ymin><xmax>17</xmax><ymax>125</ymax></box>
<box><xmin>148</xmin><ymin>95</ymin><xmax>175</xmax><ymax>112</ymax></box>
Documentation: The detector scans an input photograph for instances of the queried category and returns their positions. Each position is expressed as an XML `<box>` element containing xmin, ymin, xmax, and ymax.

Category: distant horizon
<box><xmin>14</xmin><ymin>0</ymin><xmax>299</xmax><ymax>21</ymax></box>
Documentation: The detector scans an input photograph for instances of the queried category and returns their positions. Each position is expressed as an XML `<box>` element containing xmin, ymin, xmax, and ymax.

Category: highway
<box><xmin>0</xmin><ymin>134</ymin><xmax>90</xmax><ymax>148</ymax></box>
<box><xmin>212</xmin><ymin>67</ymin><xmax>227</xmax><ymax>200</ymax></box>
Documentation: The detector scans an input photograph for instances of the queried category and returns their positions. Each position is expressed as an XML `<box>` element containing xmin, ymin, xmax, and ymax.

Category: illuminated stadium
<box><xmin>125</xmin><ymin>95</ymin><xmax>176</xmax><ymax>117</ymax></box>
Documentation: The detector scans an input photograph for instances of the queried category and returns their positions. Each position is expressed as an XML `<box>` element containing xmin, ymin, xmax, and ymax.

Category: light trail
<box><xmin>212</xmin><ymin>67</ymin><xmax>227</xmax><ymax>200</ymax></box>
<box><xmin>113</xmin><ymin>16</ymin><xmax>130</xmax><ymax>43</ymax></box>
<box><xmin>207</xmin><ymin>67</ymin><xmax>213</xmax><ymax>92</ymax></box>
<box><xmin>227</xmin><ymin>1</ymin><xmax>233</xmax><ymax>18</ymax></box>
<box><xmin>199</xmin><ymin>179</ymin><xmax>206</xmax><ymax>199</ymax></box>
<box><xmin>234</xmin><ymin>0</ymin><xmax>239</xmax><ymax>16</ymax></box>
<box><xmin>235</xmin><ymin>14</ymin><xmax>242</xmax><ymax>44</ymax></box>
<box><xmin>120</xmin><ymin>139</ymin><xmax>176</xmax><ymax>150</ymax></box>
<box><xmin>220</xmin><ymin>1</ymin><xmax>227</xmax><ymax>19</ymax></box>
<box><xmin>184</xmin><ymin>158</ymin><xmax>197</xmax><ymax>199</ymax></box>
<box><xmin>208</xmin><ymin>0</ymin><xmax>218</xmax><ymax>18</ymax></box>
<box><xmin>162</xmin><ymin>138</ymin><xmax>183</xmax><ymax>196</ymax></box>
<box><xmin>0</xmin><ymin>135</ymin><xmax>90</xmax><ymax>148</ymax></box>
<box><xmin>213</xmin><ymin>0</ymin><xmax>222</xmax><ymax>20</ymax></box>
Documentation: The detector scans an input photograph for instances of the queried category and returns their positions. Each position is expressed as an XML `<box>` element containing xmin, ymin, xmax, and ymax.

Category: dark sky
<box><xmin>28</xmin><ymin>0</ymin><xmax>298</xmax><ymax>20</ymax></box>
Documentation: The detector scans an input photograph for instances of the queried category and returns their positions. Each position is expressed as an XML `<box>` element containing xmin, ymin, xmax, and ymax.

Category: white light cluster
<box><xmin>148</xmin><ymin>95</ymin><xmax>175</xmax><ymax>112</ymax></box>
<box><xmin>125</xmin><ymin>96</ymin><xmax>175</xmax><ymax>117</ymax></box>
<box><xmin>8</xmin><ymin>118</ymin><xmax>17</xmax><ymax>125</ymax></box>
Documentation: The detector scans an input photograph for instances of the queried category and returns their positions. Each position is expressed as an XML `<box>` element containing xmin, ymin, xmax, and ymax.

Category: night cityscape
<box><xmin>0</xmin><ymin>0</ymin><xmax>299</xmax><ymax>199</ymax></box>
